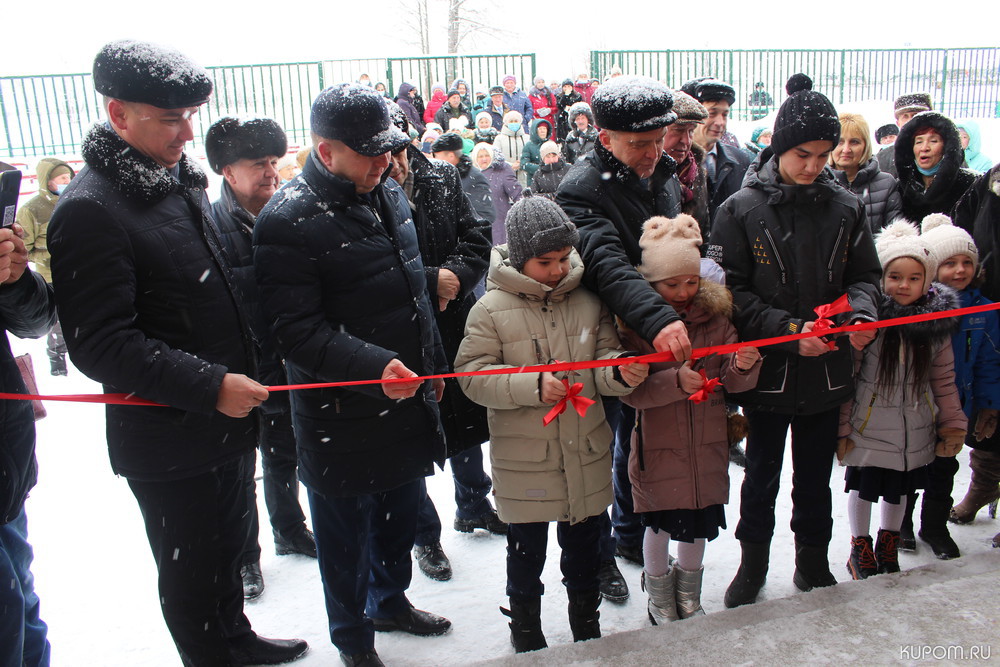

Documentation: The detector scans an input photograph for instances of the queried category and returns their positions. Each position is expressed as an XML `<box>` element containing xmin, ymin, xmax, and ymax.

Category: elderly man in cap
<box><xmin>48</xmin><ymin>40</ymin><xmax>307</xmax><ymax>665</ymax></box>
<box><xmin>204</xmin><ymin>116</ymin><xmax>318</xmax><ymax>602</ymax></box>
<box><xmin>877</xmin><ymin>92</ymin><xmax>933</xmax><ymax>177</ymax></box>
<box><xmin>682</xmin><ymin>77</ymin><xmax>752</xmax><ymax>235</ymax></box>
<box><xmin>254</xmin><ymin>84</ymin><xmax>451</xmax><ymax>667</ymax></box>
<box><xmin>556</xmin><ymin>75</ymin><xmax>690</xmax><ymax>600</ymax></box>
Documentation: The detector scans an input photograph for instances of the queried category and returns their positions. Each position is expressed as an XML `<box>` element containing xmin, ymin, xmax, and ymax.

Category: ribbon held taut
<box><xmin>542</xmin><ymin>379</ymin><xmax>596</xmax><ymax>426</ymax></box>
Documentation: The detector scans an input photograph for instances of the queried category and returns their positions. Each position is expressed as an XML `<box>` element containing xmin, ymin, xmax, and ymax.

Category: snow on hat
<box><xmin>539</xmin><ymin>141</ymin><xmax>560</xmax><ymax>159</ymax></box>
<box><xmin>311</xmin><ymin>84</ymin><xmax>410</xmax><ymax>157</ymax></box>
<box><xmin>770</xmin><ymin>75</ymin><xmax>840</xmax><ymax>156</ymax></box>
<box><xmin>431</xmin><ymin>132</ymin><xmax>464</xmax><ymax>153</ymax></box>
<box><xmin>670</xmin><ymin>91</ymin><xmax>708</xmax><ymax>125</ymax></box>
<box><xmin>875</xmin><ymin>220</ymin><xmax>937</xmax><ymax>293</ymax></box>
<box><xmin>386</xmin><ymin>99</ymin><xmax>408</xmax><ymax>134</ymax></box>
<box><xmin>505</xmin><ymin>195</ymin><xmax>580</xmax><ymax>271</ymax></box>
<box><xmin>93</xmin><ymin>40</ymin><xmax>212</xmax><ymax>109</ymax></box>
<box><xmin>205</xmin><ymin>116</ymin><xmax>287</xmax><ymax>174</ymax></box>
<box><xmin>591</xmin><ymin>76</ymin><xmax>676</xmax><ymax>133</ymax></box>
<box><xmin>637</xmin><ymin>214</ymin><xmax>703</xmax><ymax>283</ymax></box>
<box><xmin>875</xmin><ymin>124</ymin><xmax>899</xmax><ymax>143</ymax></box>
<box><xmin>785</xmin><ymin>73</ymin><xmax>813</xmax><ymax>95</ymax></box>
<box><xmin>894</xmin><ymin>92</ymin><xmax>933</xmax><ymax>118</ymax></box>
<box><xmin>920</xmin><ymin>213</ymin><xmax>978</xmax><ymax>270</ymax></box>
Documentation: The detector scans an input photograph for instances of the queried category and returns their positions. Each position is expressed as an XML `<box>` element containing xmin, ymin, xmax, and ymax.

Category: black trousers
<box><xmin>506</xmin><ymin>516</ymin><xmax>602</xmax><ymax>600</ymax></box>
<box><xmin>128</xmin><ymin>452</ymin><xmax>254</xmax><ymax>667</ymax></box>
<box><xmin>735</xmin><ymin>408</ymin><xmax>839</xmax><ymax>547</ymax></box>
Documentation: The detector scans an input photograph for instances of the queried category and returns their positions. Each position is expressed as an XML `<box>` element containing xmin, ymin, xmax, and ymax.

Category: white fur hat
<box><xmin>875</xmin><ymin>220</ymin><xmax>936</xmax><ymax>294</ymax></box>
<box><xmin>920</xmin><ymin>213</ymin><xmax>978</xmax><ymax>270</ymax></box>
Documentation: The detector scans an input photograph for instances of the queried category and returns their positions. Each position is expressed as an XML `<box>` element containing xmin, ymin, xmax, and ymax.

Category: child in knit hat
<box><xmin>838</xmin><ymin>219</ymin><xmax>967</xmax><ymax>579</ymax></box>
<box><xmin>454</xmin><ymin>196</ymin><xmax>649</xmax><ymax>653</ymax></box>
<box><xmin>617</xmin><ymin>214</ymin><xmax>761</xmax><ymax>625</ymax></box>
<box><xmin>920</xmin><ymin>214</ymin><xmax>1000</xmax><ymax>556</ymax></box>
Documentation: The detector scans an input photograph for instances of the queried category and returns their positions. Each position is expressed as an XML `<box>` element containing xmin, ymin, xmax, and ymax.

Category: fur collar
<box><xmin>879</xmin><ymin>282</ymin><xmax>960</xmax><ymax>347</ymax></box>
<box><xmin>81</xmin><ymin>122</ymin><xmax>208</xmax><ymax>204</ymax></box>
<box><xmin>678</xmin><ymin>279</ymin><xmax>733</xmax><ymax>325</ymax></box>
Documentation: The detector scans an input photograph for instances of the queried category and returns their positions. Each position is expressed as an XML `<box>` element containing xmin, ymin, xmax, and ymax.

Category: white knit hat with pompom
<box><xmin>919</xmin><ymin>213</ymin><xmax>978</xmax><ymax>270</ymax></box>
<box><xmin>875</xmin><ymin>219</ymin><xmax>937</xmax><ymax>294</ymax></box>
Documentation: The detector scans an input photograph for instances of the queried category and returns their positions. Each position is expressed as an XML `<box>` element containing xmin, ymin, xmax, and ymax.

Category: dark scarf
<box><xmin>879</xmin><ymin>282</ymin><xmax>961</xmax><ymax>348</ymax></box>
<box><xmin>675</xmin><ymin>150</ymin><xmax>698</xmax><ymax>205</ymax></box>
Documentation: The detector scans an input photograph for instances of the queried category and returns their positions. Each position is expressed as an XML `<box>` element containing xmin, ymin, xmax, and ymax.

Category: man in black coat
<box><xmin>556</xmin><ymin>75</ymin><xmax>690</xmax><ymax>601</ymax></box>
<box><xmin>685</xmin><ymin>77</ymin><xmax>752</xmax><ymax>236</ymax></box>
<box><xmin>204</xmin><ymin>116</ymin><xmax>318</xmax><ymax>603</ymax></box>
<box><xmin>0</xmin><ymin>162</ymin><xmax>56</xmax><ymax>667</ymax></box>
<box><xmin>253</xmin><ymin>84</ymin><xmax>451</xmax><ymax>666</ymax></box>
<box><xmin>389</xmin><ymin>118</ymin><xmax>500</xmax><ymax>584</ymax></box>
<box><xmin>48</xmin><ymin>41</ymin><xmax>307</xmax><ymax>666</ymax></box>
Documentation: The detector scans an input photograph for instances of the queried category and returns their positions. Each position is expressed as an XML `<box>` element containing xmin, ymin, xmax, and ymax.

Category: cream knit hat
<box><xmin>875</xmin><ymin>220</ymin><xmax>936</xmax><ymax>294</ymax></box>
<box><xmin>920</xmin><ymin>213</ymin><xmax>978</xmax><ymax>270</ymax></box>
<box><xmin>637</xmin><ymin>214</ymin><xmax>703</xmax><ymax>282</ymax></box>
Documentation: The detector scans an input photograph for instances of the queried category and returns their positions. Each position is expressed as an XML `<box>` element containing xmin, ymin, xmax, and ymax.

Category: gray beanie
<box><xmin>505</xmin><ymin>196</ymin><xmax>580</xmax><ymax>270</ymax></box>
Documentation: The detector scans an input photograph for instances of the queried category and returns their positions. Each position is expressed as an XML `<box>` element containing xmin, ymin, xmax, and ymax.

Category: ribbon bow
<box><xmin>811</xmin><ymin>294</ymin><xmax>852</xmax><ymax>350</ymax></box>
<box><xmin>687</xmin><ymin>370</ymin><xmax>722</xmax><ymax>404</ymax></box>
<box><xmin>543</xmin><ymin>379</ymin><xmax>596</xmax><ymax>426</ymax></box>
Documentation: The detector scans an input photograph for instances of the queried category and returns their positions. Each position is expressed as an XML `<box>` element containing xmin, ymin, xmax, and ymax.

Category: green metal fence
<box><xmin>591</xmin><ymin>48</ymin><xmax>1000</xmax><ymax>121</ymax></box>
<box><xmin>0</xmin><ymin>53</ymin><xmax>536</xmax><ymax>159</ymax></box>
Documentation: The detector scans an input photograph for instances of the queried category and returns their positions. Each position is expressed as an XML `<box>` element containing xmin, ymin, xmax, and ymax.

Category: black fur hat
<box><xmin>93</xmin><ymin>40</ymin><xmax>212</xmax><ymax>109</ymax></box>
<box><xmin>431</xmin><ymin>133</ymin><xmax>464</xmax><ymax>153</ymax></box>
<box><xmin>875</xmin><ymin>124</ymin><xmax>899</xmax><ymax>144</ymax></box>
<box><xmin>205</xmin><ymin>117</ymin><xmax>287</xmax><ymax>175</ymax></box>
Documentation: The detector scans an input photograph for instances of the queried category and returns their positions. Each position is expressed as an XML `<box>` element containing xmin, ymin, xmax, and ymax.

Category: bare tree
<box><xmin>446</xmin><ymin>0</ymin><xmax>502</xmax><ymax>54</ymax></box>
<box><xmin>397</xmin><ymin>0</ymin><xmax>432</xmax><ymax>54</ymax></box>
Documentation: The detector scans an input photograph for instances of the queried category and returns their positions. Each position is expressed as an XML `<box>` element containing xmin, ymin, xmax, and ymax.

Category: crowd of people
<box><xmin>3</xmin><ymin>39</ymin><xmax>1000</xmax><ymax>667</ymax></box>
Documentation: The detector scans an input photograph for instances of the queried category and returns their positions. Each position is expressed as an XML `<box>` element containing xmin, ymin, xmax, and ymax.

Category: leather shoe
<box><xmin>275</xmin><ymin>528</ymin><xmax>317</xmax><ymax>558</ymax></box>
<box><xmin>414</xmin><ymin>542</ymin><xmax>452</xmax><ymax>581</ymax></box>
<box><xmin>339</xmin><ymin>649</ymin><xmax>384</xmax><ymax>667</ymax></box>
<box><xmin>454</xmin><ymin>508</ymin><xmax>508</xmax><ymax>535</ymax></box>
<box><xmin>615</xmin><ymin>542</ymin><xmax>644</xmax><ymax>566</ymax></box>
<box><xmin>598</xmin><ymin>558</ymin><xmax>629</xmax><ymax>602</ymax></box>
<box><xmin>241</xmin><ymin>561</ymin><xmax>264</xmax><ymax>601</ymax></box>
<box><xmin>230</xmin><ymin>634</ymin><xmax>308</xmax><ymax>665</ymax></box>
<box><xmin>372</xmin><ymin>604</ymin><xmax>452</xmax><ymax>636</ymax></box>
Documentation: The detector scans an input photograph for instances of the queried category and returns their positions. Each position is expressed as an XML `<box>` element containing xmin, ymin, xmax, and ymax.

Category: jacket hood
<box><xmin>500</xmin><ymin>122</ymin><xmax>526</xmax><ymax>137</ymax></box>
<box><xmin>834</xmin><ymin>156</ymin><xmax>882</xmax><ymax>188</ymax></box>
<box><xmin>487</xmin><ymin>245</ymin><xmax>583</xmax><ymax>301</ymax></box>
<box><xmin>34</xmin><ymin>157</ymin><xmax>75</xmax><ymax>194</ymax></box>
<box><xmin>568</xmin><ymin>102</ymin><xmax>594</xmax><ymax>126</ymax></box>
<box><xmin>472</xmin><ymin>142</ymin><xmax>494</xmax><ymax>169</ymax></box>
<box><xmin>958</xmin><ymin>119</ymin><xmax>983</xmax><ymax>156</ymax></box>
<box><xmin>429</xmin><ymin>89</ymin><xmax>447</xmax><ymax>103</ymax></box>
<box><xmin>528</xmin><ymin>118</ymin><xmax>553</xmax><ymax>144</ymax></box>
<box><xmin>475</xmin><ymin>111</ymin><xmax>494</xmax><ymax>126</ymax></box>
<box><xmin>895</xmin><ymin>111</ymin><xmax>964</xmax><ymax>188</ymax></box>
<box><xmin>397</xmin><ymin>82</ymin><xmax>415</xmax><ymax>99</ymax></box>
<box><xmin>879</xmin><ymin>281</ymin><xmax>960</xmax><ymax>347</ymax></box>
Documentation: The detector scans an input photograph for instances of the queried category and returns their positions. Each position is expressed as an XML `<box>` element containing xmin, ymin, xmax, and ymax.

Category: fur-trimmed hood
<box><xmin>81</xmin><ymin>122</ymin><xmax>207</xmax><ymax>204</ymax></box>
<box><xmin>895</xmin><ymin>111</ymin><xmax>977</xmax><ymax>219</ymax></box>
<box><xmin>879</xmin><ymin>281</ymin><xmax>960</xmax><ymax>348</ymax></box>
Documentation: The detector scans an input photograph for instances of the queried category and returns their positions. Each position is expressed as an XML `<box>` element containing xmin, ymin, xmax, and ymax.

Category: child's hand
<box><xmin>848</xmin><ymin>321</ymin><xmax>877</xmax><ymax>350</ymax></box>
<box><xmin>540</xmin><ymin>372</ymin><xmax>567</xmax><ymax>404</ymax></box>
<box><xmin>836</xmin><ymin>437</ymin><xmax>855</xmax><ymax>465</ymax></box>
<box><xmin>735</xmin><ymin>347</ymin><xmax>760</xmax><ymax>371</ymax></box>
<box><xmin>677</xmin><ymin>361</ymin><xmax>703</xmax><ymax>394</ymax></box>
<box><xmin>619</xmin><ymin>361</ymin><xmax>649</xmax><ymax>387</ymax></box>
<box><xmin>974</xmin><ymin>409</ymin><xmax>998</xmax><ymax>441</ymax></box>
<box><xmin>799</xmin><ymin>321</ymin><xmax>834</xmax><ymax>356</ymax></box>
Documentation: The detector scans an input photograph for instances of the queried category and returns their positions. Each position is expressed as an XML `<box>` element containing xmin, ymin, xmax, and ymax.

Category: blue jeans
<box><xmin>0</xmin><ymin>509</ymin><xmax>51</xmax><ymax>667</ymax></box>
<box><xmin>414</xmin><ymin>445</ymin><xmax>492</xmax><ymax>546</ymax></box>
<box><xmin>308</xmin><ymin>481</ymin><xmax>421</xmax><ymax>655</ymax></box>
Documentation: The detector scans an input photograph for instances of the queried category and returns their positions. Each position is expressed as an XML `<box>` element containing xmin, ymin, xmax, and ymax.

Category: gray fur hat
<box><xmin>505</xmin><ymin>196</ymin><xmax>580</xmax><ymax>270</ymax></box>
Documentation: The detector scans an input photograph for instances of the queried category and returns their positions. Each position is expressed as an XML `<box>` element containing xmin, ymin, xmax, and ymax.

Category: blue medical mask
<box><xmin>507</xmin><ymin>122</ymin><xmax>521</xmax><ymax>133</ymax></box>
<box><xmin>916</xmin><ymin>162</ymin><xmax>941</xmax><ymax>177</ymax></box>
<box><xmin>54</xmin><ymin>183</ymin><xmax>68</xmax><ymax>195</ymax></box>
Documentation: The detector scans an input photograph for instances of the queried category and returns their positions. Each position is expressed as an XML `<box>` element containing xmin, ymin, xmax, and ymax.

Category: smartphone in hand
<box><xmin>0</xmin><ymin>170</ymin><xmax>22</xmax><ymax>228</ymax></box>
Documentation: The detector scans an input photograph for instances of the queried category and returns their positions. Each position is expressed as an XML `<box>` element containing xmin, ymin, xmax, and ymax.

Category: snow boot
<box><xmin>919</xmin><ymin>497</ymin><xmax>961</xmax><ymax>559</ymax></box>
<box><xmin>597</xmin><ymin>558</ymin><xmax>629</xmax><ymax>602</ymax></box>
<box><xmin>875</xmin><ymin>529</ymin><xmax>901</xmax><ymax>574</ymax></box>
<box><xmin>49</xmin><ymin>355</ymin><xmax>67</xmax><ymax>377</ymax></box>
<box><xmin>674</xmin><ymin>565</ymin><xmax>706</xmax><ymax>619</ymax></box>
<box><xmin>567</xmin><ymin>588</ymin><xmax>602</xmax><ymax>642</ymax></box>
<box><xmin>846</xmin><ymin>535</ymin><xmax>877</xmax><ymax>580</ymax></box>
<box><xmin>642</xmin><ymin>569</ymin><xmax>678</xmax><ymax>625</ymax></box>
<box><xmin>500</xmin><ymin>597</ymin><xmax>547</xmax><ymax>653</ymax></box>
<box><xmin>950</xmin><ymin>449</ymin><xmax>1000</xmax><ymax>524</ymax></box>
<box><xmin>723</xmin><ymin>540</ymin><xmax>769</xmax><ymax>608</ymax></box>
<box><xmin>900</xmin><ymin>492</ymin><xmax>918</xmax><ymax>551</ymax></box>
<box><xmin>792</xmin><ymin>539</ymin><xmax>837</xmax><ymax>592</ymax></box>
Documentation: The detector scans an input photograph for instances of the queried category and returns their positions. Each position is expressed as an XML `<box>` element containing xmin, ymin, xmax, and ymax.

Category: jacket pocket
<box><xmin>755</xmin><ymin>354</ymin><xmax>788</xmax><ymax>394</ymax></box>
<box><xmin>493</xmin><ymin>438</ymin><xmax>549</xmax><ymax>463</ymax></box>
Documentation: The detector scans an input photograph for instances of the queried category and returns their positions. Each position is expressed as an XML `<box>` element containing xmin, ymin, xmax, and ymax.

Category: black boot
<box><xmin>919</xmin><ymin>497</ymin><xmax>961</xmax><ymax>560</ymax></box>
<box><xmin>792</xmin><ymin>539</ymin><xmax>837</xmax><ymax>592</ymax></box>
<box><xmin>875</xmin><ymin>529</ymin><xmax>901</xmax><ymax>574</ymax></box>
<box><xmin>49</xmin><ymin>355</ymin><xmax>67</xmax><ymax>377</ymax></box>
<box><xmin>724</xmin><ymin>540</ymin><xmax>770</xmax><ymax>608</ymax></box>
<box><xmin>900</xmin><ymin>492</ymin><xmax>918</xmax><ymax>551</ymax></box>
<box><xmin>598</xmin><ymin>558</ymin><xmax>629</xmax><ymax>602</ymax></box>
<box><xmin>567</xmin><ymin>588</ymin><xmax>601</xmax><ymax>642</ymax></box>
<box><xmin>500</xmin><ymin>597</ymin><xmax>547</xmax><ymax>653</ymax></box>
<box><xmin>846</xmin><ymin>535</ymin><xmax>877</xmax><ymax>580</ymax></box>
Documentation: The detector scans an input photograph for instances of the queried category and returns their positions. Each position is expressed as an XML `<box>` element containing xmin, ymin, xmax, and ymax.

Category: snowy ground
<box><xmin>12</xmin><ymin>333</ymin><xmax>1000</xmax><ymax>666</ymax></box>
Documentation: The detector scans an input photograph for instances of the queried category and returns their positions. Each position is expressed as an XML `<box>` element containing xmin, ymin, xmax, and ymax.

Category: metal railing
<box><xmin>0</xmin><ymin>53</ymin><xmax>536</xmax><ymax>159</ymax></box>
<box><xmin>590</xmin><ymin>48</ymin><xmax>1000</xmax><ymax>121</ymax></box>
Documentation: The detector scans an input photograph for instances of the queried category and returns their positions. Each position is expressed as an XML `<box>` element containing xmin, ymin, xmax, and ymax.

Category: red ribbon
<box><xmin>811</xmin><ymin>294</ymin><xmax>854</xmax><ymax>349</ymax></box>
<box><xmin>687</xmin><ymin>370</ymin><xmax>722</xmax><ymax>404</ymax></box>
<box><xmin>542</xmin><ymin>379</ymin><xmax>596</xmax><ymax>426</ymax></box>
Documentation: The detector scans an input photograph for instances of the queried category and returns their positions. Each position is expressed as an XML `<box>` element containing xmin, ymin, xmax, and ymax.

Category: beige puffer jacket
<box><xmin>455</xmin><ymin>245</ymin><xmax>634</xmax><ymax>525</ymax></box>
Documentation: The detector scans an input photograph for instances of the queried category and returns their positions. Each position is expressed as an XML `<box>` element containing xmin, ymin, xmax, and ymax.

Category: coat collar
<box><xmin>593</xmin><ymin>141</ymin><xmax>677</xmax><ymax>189</ymax></box>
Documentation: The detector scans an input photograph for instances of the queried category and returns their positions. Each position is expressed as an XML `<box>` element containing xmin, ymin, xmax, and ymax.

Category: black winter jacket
<box><xmin>895</xmin><ymin>111</ymin><xmax>977</xmax><ymax>223</ymax></box>
<box><xmin>434</xmin><ymin>102</ymin><xmax>473</xmax><ymax>133</ymax></box>
<box><xmin>455</xmin><ymin>153</ymin><xmax>494</xmax><ymax>225</ymax></box>
<box><xmin>253</xmin><ymin>153</ymin><xmax>447</xmax><ymax>497</ymax></box>
<box><xmin>531</xmin><ymin>159</ymin><xmax>570</xmax><ymax>196</ymax></box>
<box><xmin>0</xmin><ymin>270</ymin><xmax>55</xmax><ymax>524</ymax></box>
<box><xmin>406</xmin><ymin>148</ymin><xmax>491</xmax><ymax>455</ymax></box>
<box><xmin>954</xmin><ymin>164</ymin><xmax>1000</xmax><ymax>301</ymax></box>
<box><xmin>708</xmin><ymin>148</ymin><xmax>881</xmax><ymax>415</ymax></box>
<box><xmin>556</xmin><ymin>142</ymin><xmax>683</xmax><ymax>343</ymax></box>
<box><xmin>49</xmin><ymin>123</ymin><xmax>259</xmax><ymax>481</ymax></box>
<box><xmin>706</xmin><ymin>141</ymin><xmax>752</xmax><ymax>235</ymax></box>
<box><xmin>556</xmin><ymin>90</ymin><xmax>584</xmax><ymax>140</ymax></box>
<box><xmin>833</xmin><ymin>157</ymin><xmax>903</xmax><ymax>231</ymax></box>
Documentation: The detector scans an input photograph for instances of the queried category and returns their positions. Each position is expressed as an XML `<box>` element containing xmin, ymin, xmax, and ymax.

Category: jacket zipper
<box><xmin>858</xmin><ymin>391</ymin><xmax>878</xmax><ymax>434</ymax></box>
<box><xmin>826</xmin><ymin>219</ymin><xmax>846</xmax><ymax>283</ymax></box>
<box><xmin>758</xmin><ymin>221</ymin><xmax>787</xmax><ymax>285</ymax></box>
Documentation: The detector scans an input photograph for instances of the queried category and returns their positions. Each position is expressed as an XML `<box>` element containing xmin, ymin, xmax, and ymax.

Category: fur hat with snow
<box><xmin>875</xmin><ymin>220</ymin><xmax>937</xmax><ymax>294</ymax></box>
<box><xmin>920</xmin><ymin>213</ymin><xmax>979</xmax><ymax>270</ymax></box>
<box><xmin>637</xmin><ymin>214</ymin><xmax>703</xmax><ymax>283</ymax></box>
<box><xmin>205</xmin><ymin>117</ymin><xmax>287</xmax><ymax>175</ymax></box>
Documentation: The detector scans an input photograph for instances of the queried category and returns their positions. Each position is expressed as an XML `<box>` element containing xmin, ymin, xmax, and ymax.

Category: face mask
<box><xmin>55</xmin><ymin>183</ymin><xmax>68</xmax><ymax>195</ymax></box>
<box><xmin>916</xmin><ymin>162</ymin><xmax>941</xmax><ymax>177</ymax></box>
<box><xmin>507</xmin><ymin>122</ymin><xmax>521</xmax><ymax>133</ymax></box>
